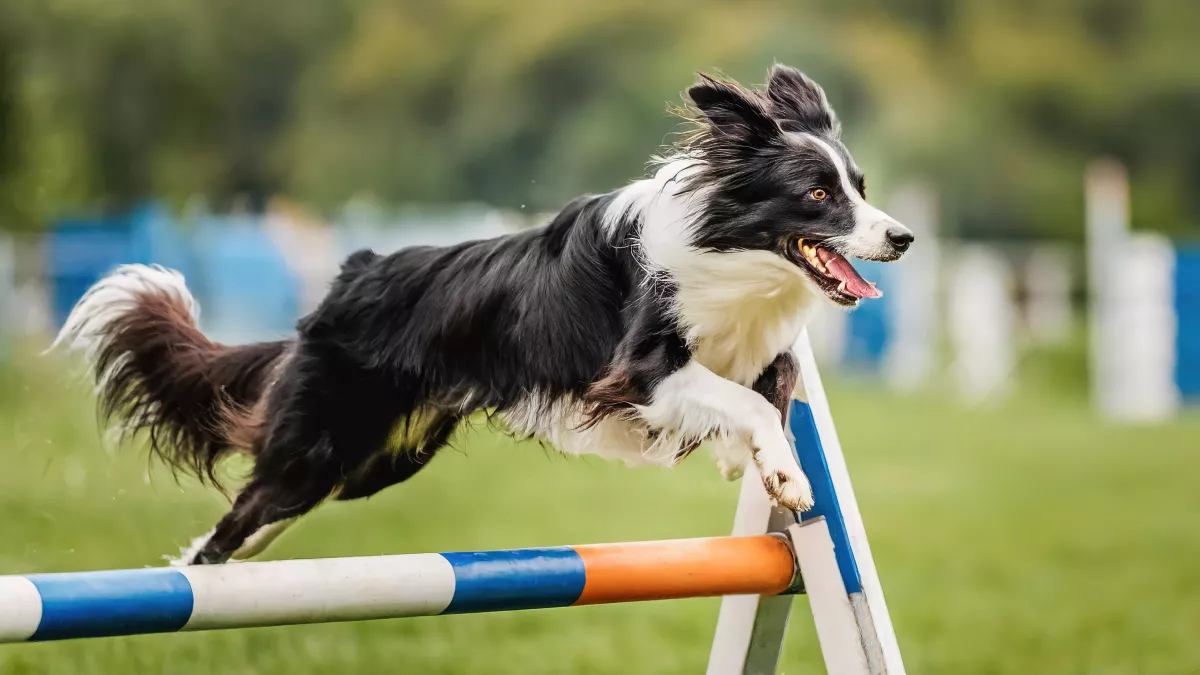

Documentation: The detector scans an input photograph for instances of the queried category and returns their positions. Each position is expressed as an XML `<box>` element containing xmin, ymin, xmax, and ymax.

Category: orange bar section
<box><xmin>572</xmin><ymin>535</ymin><xmax>795</xmax><ymax>606</ymax></box>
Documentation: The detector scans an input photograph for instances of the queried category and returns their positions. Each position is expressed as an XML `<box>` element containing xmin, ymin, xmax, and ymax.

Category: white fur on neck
<box><xmin>672</xmin><ymin>250</ymin><xmax>819</xmax><ymax>385</ymax></box>
<box><xmin>600</xmin><ymin>158</ymin><xmax>704</xmax><ymax>237</ymax></box>
<box><xmin>605</xmin><ymin>158</ymin><xmax>821</xmax><ymax>385</ymax></box>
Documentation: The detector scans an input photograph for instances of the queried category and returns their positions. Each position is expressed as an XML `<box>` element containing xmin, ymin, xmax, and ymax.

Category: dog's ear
<box><xmin>766</xmin><ymin>64</ymin><xmax>839</xmax><ymax>136</ymax></box>
<box><xmin>687</xmin><ymin>73</ymin><xmax>778</xmax><ymax>145</ymax></box>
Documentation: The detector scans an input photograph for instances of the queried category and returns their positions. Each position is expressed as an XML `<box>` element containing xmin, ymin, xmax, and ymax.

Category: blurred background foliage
<box><xmin>0</xmin><ymin>0</ymin><xmax>1197</xmax><ymax>240</ymax></box>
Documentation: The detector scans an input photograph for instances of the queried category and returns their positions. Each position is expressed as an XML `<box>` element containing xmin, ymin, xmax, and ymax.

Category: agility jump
<box><xmin>8</xmin><ymin>332</ymin><xmax>904</xmax><ymax>674</ymax></box>
<box><xmin>0</xmin><ymin>535</ymin><xmax>798</xmax><ymax>643</ymax></box>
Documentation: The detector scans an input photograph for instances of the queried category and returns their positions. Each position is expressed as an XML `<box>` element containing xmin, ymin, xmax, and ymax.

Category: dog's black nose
<box><xmin>886</xmin><ymin>227</ymin><xmax>914</xmax><ymax>251</ymax></box>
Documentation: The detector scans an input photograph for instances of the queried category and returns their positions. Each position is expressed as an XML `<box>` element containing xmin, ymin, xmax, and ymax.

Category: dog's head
<box><xmin>681</xmin><ymin>65</ymin><xmax>913</xmax><ymax>307</ymax></box>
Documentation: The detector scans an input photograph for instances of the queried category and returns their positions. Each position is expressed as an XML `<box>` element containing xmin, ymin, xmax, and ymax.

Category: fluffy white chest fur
<box><xmin>617</xmin><ymin>159</ymin><xmax>821</xmax><ymax>385</ymax></box>
<box><xmin>502</xmin><ymin>269</ymin><xmax>814</xmax><ymax>470</ymax></box>
<box><xmin>673</xmin><ymin>249</ymin><xmax>818</xmax><ymax>385</ymax></box>
<box><xmin>503</xmin><ymin>160</ymin><xmax>820</xmax><ymax>468</ymax></box>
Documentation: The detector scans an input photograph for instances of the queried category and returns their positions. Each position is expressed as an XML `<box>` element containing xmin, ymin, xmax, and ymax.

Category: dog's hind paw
<box><xmin>165</xmin><ymin>527</ymin><xmax>217</xmax><ymax>567</ymax></box>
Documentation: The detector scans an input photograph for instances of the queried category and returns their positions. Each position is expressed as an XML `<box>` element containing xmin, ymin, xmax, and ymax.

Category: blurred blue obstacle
<box><xmin>842</xmin><ymin>259</ymin><xmax>892</xmax><ymax>371</ymax></box>
<box><xmin>46</xmin><ymin>205</ymin><xmax>300</xmax><ymax>343</ymax></box>
<box><xmin>1175</xmin><ymin>246</ymin><xmax>1200</xmax><ymax>400</ymax></box>
<box><xmin>44</xmin><ymin>204</ymin><xmax>523</xmax><ymax>346</ymax></box>
<box><xmin>47</xmin><ymin>212</ymin><xmax>149</xmax><ymax>330</ymax></box>
<box><xmin>191</xmin><ymin>215</ymin><xmax>298</xmax><ymax>344</ymax></box>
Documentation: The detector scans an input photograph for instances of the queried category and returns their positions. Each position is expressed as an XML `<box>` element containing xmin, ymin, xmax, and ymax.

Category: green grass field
<box><xmin>1</xmin><ymin>351</ymin><xmax>1199</xmax><ymax>674</ymax></box>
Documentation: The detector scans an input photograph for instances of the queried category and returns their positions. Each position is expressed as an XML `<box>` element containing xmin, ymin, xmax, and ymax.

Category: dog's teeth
<box><xmin>799</xmin><ymin>241</ymin><xmax>830</xmax><ymax>275</ymax></box>
<box><xmin>837</xmin><ymin>281</ymin><xmax>847</xmax><ymax>293</ymax></box>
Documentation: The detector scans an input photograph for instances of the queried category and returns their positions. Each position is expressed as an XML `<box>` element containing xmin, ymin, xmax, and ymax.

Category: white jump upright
<box><xmin>1086</xmin><ymin>159</ymin><xmax>1180</xmax><ymax>421</ymax></box>
<box><xmin>708</xmin><ymin>329</ymin><xmax>904</xmax><ymax>675</ymax></box>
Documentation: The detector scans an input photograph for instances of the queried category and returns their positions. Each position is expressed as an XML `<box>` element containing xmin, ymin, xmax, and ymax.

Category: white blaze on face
<box><xmin>794</xmin><ymin>133</ymin><xmax>912</xmax><ymax>260</ymax></box>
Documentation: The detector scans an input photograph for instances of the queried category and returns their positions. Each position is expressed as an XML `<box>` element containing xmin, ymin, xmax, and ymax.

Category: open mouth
<box><xmin>786</xmin><ymin>237</ymin><xmax>882</xmax><ymax>306</ymax></box>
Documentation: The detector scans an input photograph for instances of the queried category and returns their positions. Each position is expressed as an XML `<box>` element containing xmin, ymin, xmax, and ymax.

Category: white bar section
<box><xmin>791</xmin><ymin>520</ymin><xmax>870</xmax><ymax>675</ymax></box>
<box><xmin>794</xmin><ymin>330</ymin><xmax>905</xmax><ymax>674</ymax></box>
<box><xmin>707</xmin><ymin>476</ymin><xmax>797</xmax><ymax>674</ymax></box>
<box><xmin>180</xmin><ymin>553</ymin><xmax>456</xmax><ymax>631</ymax></box>
<box><xmin>0</xmin><ymin>576</ymin><xmax>42</xmax><ymax>642</ymax></box>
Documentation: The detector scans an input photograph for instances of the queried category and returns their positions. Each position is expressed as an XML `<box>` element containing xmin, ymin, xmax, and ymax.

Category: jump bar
<box><xmin>0</xmin><ymin>535</ymin><xmax>799</xmax><ymax>643</ymax></box>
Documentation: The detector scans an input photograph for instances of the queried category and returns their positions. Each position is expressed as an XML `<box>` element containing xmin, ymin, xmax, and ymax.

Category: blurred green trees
<box><xmin>0</xmin><ymin>0</ymin><xmax>1196</xmax><ymax>238</ymax></box>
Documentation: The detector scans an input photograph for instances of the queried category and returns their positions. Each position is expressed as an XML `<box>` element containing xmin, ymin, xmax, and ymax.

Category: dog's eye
<box><xmin>810</xmin><ymin>188</ymin><xmax>828</xmax><ymax>201</ymax></box>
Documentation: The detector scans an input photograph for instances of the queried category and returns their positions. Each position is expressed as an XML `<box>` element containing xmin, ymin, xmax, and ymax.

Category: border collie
<box><xmin>52</xmin><ymin>65</ymin><xmax>913</xmax><ymax>565</ymax></box>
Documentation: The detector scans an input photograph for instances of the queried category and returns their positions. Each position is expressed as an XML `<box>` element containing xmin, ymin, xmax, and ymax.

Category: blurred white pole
<box><xmin>1101</xmin><ymin>234</ymin><xmax>1178</xmax><ymax>421</ymax></box>
<box><xmin>1023</xmin><ymin>246</ymin><xmax>1074</xmax><ymax>344</ymax></box>
<box><xmin>1085</xmin><ymin>160</ymin><xmax>1179</xmax><ymax>421</ymax></box>
<box><xmin>265</xmin><ymin>205</ymin><xmax>341</xmax><ymax>314</ymax></box>
<box><xmin>882</xmin><ymin>183</ymin><xmax>939</xmax><ymax>392</ymax></box>
<box><xmin>947</xmin><ymin>246</ymin><xmax>1015</xmax><ymax>402</ymax></box>
<box><xmin>1087</xmin><ymin>160</ymin><xmax>1126</xmax><ymax>418</ymax></box>
<box><xmin>0</xmin><ymin>234</ymin><xmax>13</xmax><ymax>352</ymax></box>
<box><xmin>807</xmin><ymin>304</ymin><xmax>847</xmax><ymax>367</ymax></box>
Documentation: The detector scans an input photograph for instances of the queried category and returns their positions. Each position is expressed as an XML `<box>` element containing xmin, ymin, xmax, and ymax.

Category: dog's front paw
<box><xmin>762</xmin><ymin>468</ymin><xmax>814</xmax><ymax>512</ymax></box>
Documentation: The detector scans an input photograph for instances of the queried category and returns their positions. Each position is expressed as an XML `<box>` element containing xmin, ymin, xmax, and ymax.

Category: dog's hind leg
<box><xmin>230</xmin><ymin>516</ymin><xmax>298</xmax><ymax>561</ymax></box>
<box><xmin>185</xmin><ymin>400</ymin><xmax>403</xmax><ymax>565</ymax></box>
<box><xmin>188</xmin><ymin>451</ymin><xmax>320</xmax><ymax>566</ymax></box>
<box><xmin>336</xmin><ymin>412</ymin><xmax>458</xmax><ymax>501</ymax></box>
<box><xmin>185</xmin><ymin>438</ymin><xmax>342</xmax><ymax>565</ymax></box>
<box><xmin>185</xmin><ymin>414</ymin><xmax>452</xmax><ymax>564</ymax></box>
<box><xmin>335</xmin><ymin>450</ymin><xmax>438</xmax><ymax>501</ymax></box>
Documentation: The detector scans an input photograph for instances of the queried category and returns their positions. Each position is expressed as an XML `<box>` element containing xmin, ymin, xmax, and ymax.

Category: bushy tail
<box><xmin>50</xmin><ymin>264</ymin><xmax>289</xmax><ymax>484</ymax></box>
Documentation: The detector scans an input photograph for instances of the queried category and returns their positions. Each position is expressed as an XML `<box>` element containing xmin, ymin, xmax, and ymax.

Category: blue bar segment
<box><xmin>789</xmin><ymin>400</ymin><xmax>863</xmax><ymax>594</ymax></box>
<box><xmin>26</xmin><ymin>569</ymin><xmax>194</xmax><ymax>641</ymax></box>
<box><xmin>440</xmin><ymin>547</ymin><xmax>586</xmax><ymax>613</ymax></box>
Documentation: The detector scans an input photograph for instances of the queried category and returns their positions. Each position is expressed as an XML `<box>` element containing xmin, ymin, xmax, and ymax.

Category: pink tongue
<box><xmin>823</xmin><ymin>254</ymin><xmax>882</xmax><ymax>299</ymax></box>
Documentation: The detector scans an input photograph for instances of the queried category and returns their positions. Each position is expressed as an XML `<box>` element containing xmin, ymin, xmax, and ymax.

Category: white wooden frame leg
<box><xmin>706</xmin><ymin>477</ymin><xmax>798</xmax><ymax>674</ymax></box>
<box><xmin>706</xmin><ymin>329</ymin><xmax>905</xmax><ymax>675</ymax></box>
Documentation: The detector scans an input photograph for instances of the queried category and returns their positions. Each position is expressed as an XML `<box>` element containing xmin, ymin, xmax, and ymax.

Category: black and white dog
<box><xmin>53</xmin><ymin>65</ymin><xmax>912</xmax><ymax>565</ymax></box>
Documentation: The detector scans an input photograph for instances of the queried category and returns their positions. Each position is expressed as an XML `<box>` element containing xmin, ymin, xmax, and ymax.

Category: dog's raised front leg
<box><xmin>712</xmin><ymin>350</ymin><xmax>801</xmax><ymax>482</ymax></box>
<box><xmin>640</xmin><ymin>360</ymin><xmax>813</xmax><ymax>512</ymax></box>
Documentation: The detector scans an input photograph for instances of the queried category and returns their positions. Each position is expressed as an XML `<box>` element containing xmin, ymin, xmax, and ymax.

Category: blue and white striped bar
<box><xmin>0</xmin><ymin>536</ymin><xmax>798</xmax><ymax>644</ymax></box>
<box><xmin>2</xmin><ymin>554</ymin><xmax>465</xmax><ymax>642</ymax></box>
